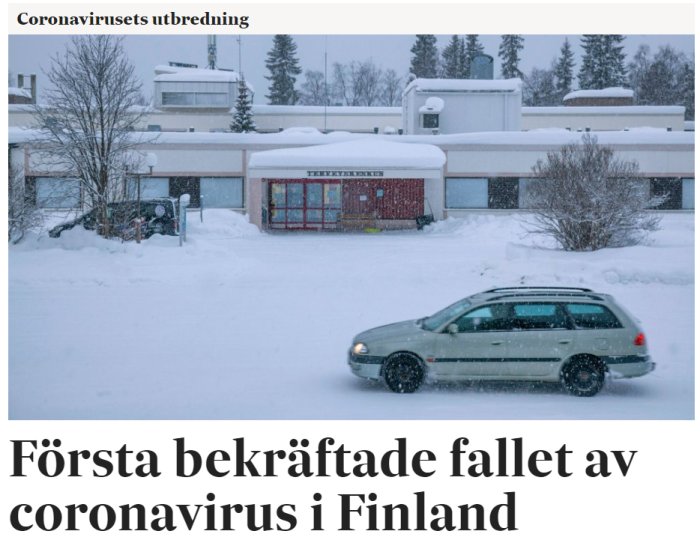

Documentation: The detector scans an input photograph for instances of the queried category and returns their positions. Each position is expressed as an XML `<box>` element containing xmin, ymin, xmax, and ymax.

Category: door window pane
<box><xmin>271</xmin><ymin>183</ymin><xmax>286</xmax><ymax>206</ymax></box>
<box><xmin>306</xmin><ymin>210</ymin><xmax>323</xmax><ymax>222</ymax></box>
<box><xmin>456</xmin><ymin>304</ymin><xmax>512</xmax><ymax>332</ymax></box>
<box><xmin>287</xmin><ymin>183</ymin><xmax>304</xmax><ymax>208</ymax></box>
<box><xmin>287</xmin><ymin>209</ymin><xmax>303</xmax><ymax>222</ymax></box>
<box><xmin>324</xmin><ymin>184</ymin><xmax>341</xmax><ymax>208</ymax></box>
<box><xmin>512</xmin><ymin>303</ymin><xmax>568</xmax><ymax>330</ymax></box>
<box><xmin>307</xmin><ymin>183</ymin><xmax>322</xmax><ymax>207</ymax></box>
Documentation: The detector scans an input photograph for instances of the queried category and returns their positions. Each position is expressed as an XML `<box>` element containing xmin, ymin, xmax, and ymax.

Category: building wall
<box><xmin>9</xmin><ymin>105</ymin><xmax>687</xmax><ymax>134</ymax></box>
<box><xmin>522</xmin><ymin>107</ymin><xmax>686</xmax><ymax>132</ymax></box>
<box><xmin>445</xmin><ymin>144</ymin><xmax>693</xmax><ymax>177</ymax></box>
<box><xmin>403</xmin><ymin>90</ymin><xmax>522</xmax><ymax>134</ymax></box>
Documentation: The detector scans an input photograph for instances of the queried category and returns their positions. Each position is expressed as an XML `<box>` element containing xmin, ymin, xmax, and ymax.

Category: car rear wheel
<box><xmin>384</xmin><ymin>354</ymin><xmax>424</xmax><ymax>393</ymax></box>
<box><xmin>561</xmin><ymin>356</ymin><xmax>605</xmax><ymax>397</ymax></box>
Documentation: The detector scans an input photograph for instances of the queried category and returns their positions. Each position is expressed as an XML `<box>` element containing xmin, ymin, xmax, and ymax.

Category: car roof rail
<box><xmin>484</xmin><ymin>286</ymin><xmax>593</xmax><ymax>293</ymax></box>
<box><xmin>488</xmin><ymin>292</ymin><xmax>604</xmax><ymax>302</ymax></box>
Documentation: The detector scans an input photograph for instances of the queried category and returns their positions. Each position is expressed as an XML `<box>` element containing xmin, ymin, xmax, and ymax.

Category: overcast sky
<box><xmin>8</xmin><ymin>34</ymin><xmax>694</xmax><ymax>104</ymax></box>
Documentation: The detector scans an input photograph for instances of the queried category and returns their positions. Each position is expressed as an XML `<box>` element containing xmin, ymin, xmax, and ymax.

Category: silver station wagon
<box><xmin>348</xmin><ymin>287</ymin><xmax>655</xmax><ymax>396</ymax></box>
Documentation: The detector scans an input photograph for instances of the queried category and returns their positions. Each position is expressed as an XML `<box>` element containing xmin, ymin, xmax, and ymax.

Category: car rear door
<box><xmin>505</xmin><ymin>302</ymin><xmax>576</xmax><ymax>377</ymax></box>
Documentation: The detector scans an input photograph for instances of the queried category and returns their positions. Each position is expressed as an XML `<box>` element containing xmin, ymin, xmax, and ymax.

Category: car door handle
<box><xmin>491</xmin><ymin>340</ymin><xmax>504</xmax><ymax>345</ymax></box>
<box><xmin>558</xmin><ymin>339</ymin><xmax>572</xmax><ymax>344</ymax></box>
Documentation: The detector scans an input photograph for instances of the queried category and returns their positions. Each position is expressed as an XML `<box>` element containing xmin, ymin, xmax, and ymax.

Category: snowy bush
<box><xmin>525</xmin><ymin>134</ymin><xmax>664</xmax><ymax>251</ymax></box>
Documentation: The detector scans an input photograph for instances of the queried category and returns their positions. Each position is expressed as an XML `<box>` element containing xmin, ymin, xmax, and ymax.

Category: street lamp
<box><xmin>133</xmin><ymin>152</ymin><xmax>158</xmax><ymax>243</ymax></box>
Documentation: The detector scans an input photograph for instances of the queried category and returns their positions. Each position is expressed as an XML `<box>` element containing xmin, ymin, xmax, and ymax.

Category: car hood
<box><xmin>354</xmin><ymin>319</ymin><xmax>425</xmax><ymax>344</ymax></box>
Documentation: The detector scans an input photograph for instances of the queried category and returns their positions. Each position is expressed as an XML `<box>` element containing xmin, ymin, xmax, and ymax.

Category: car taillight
<box><xmin>634</xmin><ymin>333</ymin><xmax>646</xmax><ymax>346</ymax></box>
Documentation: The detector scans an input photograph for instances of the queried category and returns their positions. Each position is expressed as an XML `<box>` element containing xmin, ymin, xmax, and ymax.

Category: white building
<box><xmin>402</xmin><ymin>78</ymin><xmax>523</xmax><ymax>134</ymax></box>
<box><xmin>7</xmin><ymin>69</ymin><xmax>695</xmax><ymax>231</ymax></box>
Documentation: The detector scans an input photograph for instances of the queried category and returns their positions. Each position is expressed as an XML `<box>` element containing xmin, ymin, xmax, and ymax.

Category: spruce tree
<box><xmin>410</xmin><ymin>35</ymin><xmax>439</xmax><ymax>78</ymax></box>
<box><xmin>498</xmin><ymin>35</ymin><xmax>524</xmax><ymax>79</ymax></box>
<box><xmin>578</xmin><ymin>35</ymin><xmax>627</xmax><ymax>89</ymax></box>
<box><xmin>464</xmin><ymin>34</ymin><xmax>484</xmax><ymax>78</ymax></box>
<box><xmin>441</xmin><ymin>35</ymin><xmax>462</xmax><ymax>78</ymax></box>
<box><xmin>554</xmin><ymin>38</ymin><xmax>575</xmax><ymax>98</ymax></box>
<box><xmin>601</xmin><ymin>35</ymin><xmax>627</xmax><ymax>87</ymax></box>
<box><xmin>681</xmin><ymin>60</ymin><xmax>694</xmax><ymax>120</ymax></box>
<box><xmin>230</xmin><ymin>77</ymin><xmax>256</xmax><ymax>133</ymax></box>
<box><xmin>265</xmin><ymin>34</ymin><xmax>302</xmax><ymax>105</ymax></box>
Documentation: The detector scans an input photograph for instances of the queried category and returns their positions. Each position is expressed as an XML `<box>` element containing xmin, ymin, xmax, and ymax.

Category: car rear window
<box><xmin>566</xmin><ymin>303</ymin><xmax>622</xmax><ymax>329</ymax></box>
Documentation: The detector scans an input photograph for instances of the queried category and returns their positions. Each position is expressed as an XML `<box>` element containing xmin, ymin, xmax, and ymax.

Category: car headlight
<box><xmin>352</xmin><ymin>343</ymin><xmax>369</xmax><ymax>355</ymax></box>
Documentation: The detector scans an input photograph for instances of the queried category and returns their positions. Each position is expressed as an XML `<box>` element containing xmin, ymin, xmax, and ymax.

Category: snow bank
<box><xmin>9</xmin><ymin>211</ymin><xmax>693</xmax><ymax>420</ymax></box>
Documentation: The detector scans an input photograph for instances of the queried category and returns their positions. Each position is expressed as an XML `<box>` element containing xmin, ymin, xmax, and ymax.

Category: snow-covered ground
<box><xmin>8</xmin><ymin>211</ymin><xmax>694</xmax><ymax>419</ymax></box>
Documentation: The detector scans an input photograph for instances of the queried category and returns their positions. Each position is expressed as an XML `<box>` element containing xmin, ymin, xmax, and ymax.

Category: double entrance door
<box><xmin>269</xmin><ymin>180</ymin><xmax>341</xmax><ymax>230</ymax></box>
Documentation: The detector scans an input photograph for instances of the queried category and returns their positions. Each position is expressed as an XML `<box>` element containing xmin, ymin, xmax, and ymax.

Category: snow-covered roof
<box><xmin>563</xmin><ymin>87</ymin><xmax>634</xmax><ymax>101</ymax></box>
<box><xmin>405</xmin><ymin>78</ymin><xmax>522</xmax><ymax>95</ymax></box>
<box><xmin>419</xmin><ymin>97</ymin><xmax>445</xmax><ymax>114</ymax></box>
<box><xmin>9</xmin><ymin>126</ymin><xmax>693</xmax><ymax>149</ymax></box>
<box><xmin>154</xmin><ymin>64</ymin><xmax>241</xmax><ymax>83</ymax></box>
<box><xmin>248</xmin><ymin>138</ymin><xmax>446</xmax><ymax>170</ymax></box>
<box><xmin>9</xmin><ymin>87</ymin><xmax>32</xmax><ymax>99</ymax></box>
<box><xmin>251</xmin><ymin>105</ymin><xmax>400</xmax><ymax>116</ymax></box>
<box><xmin>524</xmin><ymin>105</ymin><xmax>685</xmax><ymax>116</ymax></box>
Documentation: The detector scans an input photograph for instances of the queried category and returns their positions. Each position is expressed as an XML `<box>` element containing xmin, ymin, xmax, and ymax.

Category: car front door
<box><xmin>432</xmin><ymin>303</ymin><xmax>514</xmax><ymax>379</ymax></box>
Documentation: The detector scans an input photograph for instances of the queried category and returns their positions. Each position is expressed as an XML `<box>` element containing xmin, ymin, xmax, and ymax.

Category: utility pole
<box><xmin>207</xmin><ymin>35</ymin><xmax>217</xmax><ymax>69</ymax></box>
<box><xmin>237</xmin><ymin>36</ymin><xmax>242</xmax><ymax>75</ymax></box>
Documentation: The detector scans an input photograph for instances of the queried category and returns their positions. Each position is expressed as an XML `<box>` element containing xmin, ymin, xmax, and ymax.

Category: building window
<box><xmin>34</xmin><ymin>177</ymin><xmax>80</xmax><ymax>208</ymax></box>
<box><xmin>488</xmin><ymin>178</ymin><xmax>519</xmax><ymax>209</ymax></box>
<box><xmin>200</xmin><ymin>177</ymin><xmax>244</xmax><ymax>208</ymax></box>
<box><xmin>682</xmin><ymin>178</ymin><xmax>694</xmax><ymax>209</ymax></box>
<box><xmin>651</xmin><ymin>178</ymin><xmax>682</xmax><ymax>209</ymax></box>
<box><xmin>421</xmin><ymin>113</ymin><xmax>439</xmax><ymax>129</ymax></box>
<box><xmin>194</xmin><ymin>93</ymin><xmax>228</xmax><ymax>106</ymax></box>
<box><xmin>161</xmin><ymin>92</ymin><xmax>195</xmax><ymax>106</ymax></box>
<box><xmin>445</xmin><ymin>178</ymin><xmax>488</xmax><ymax>208</ymax></box>
<box><xmin>518</xmin><ymin>178</ymin><xmax>538</xmax><ymax>209</ymax></box>
<box><xmin>162</xmin><ymin>92</ymin><xmax>228</xmax><ymax>107</ymax></box>
<box><xmin>126</xmin><ymin>177</ymin><xmax>170</xmax><ymax>199</ymax></box>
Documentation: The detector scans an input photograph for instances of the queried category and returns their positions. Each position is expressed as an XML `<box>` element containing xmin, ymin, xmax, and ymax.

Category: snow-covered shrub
<box><xmin>525</xmin><ymin>134</ymin><xmax>664</xmax><ymax>251</ymax></box>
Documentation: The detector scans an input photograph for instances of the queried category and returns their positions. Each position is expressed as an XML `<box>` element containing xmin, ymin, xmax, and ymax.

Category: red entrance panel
<box><xmin>343</xmin><ymin>179</ymin><xmax>424</xmax><ymax>219</ymax></box>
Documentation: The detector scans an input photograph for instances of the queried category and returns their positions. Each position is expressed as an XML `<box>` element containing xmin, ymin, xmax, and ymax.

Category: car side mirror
<box><xmin>447</xmin><ymin>323</ymin><xmax>458</xmax><ymax>335</ymax></box>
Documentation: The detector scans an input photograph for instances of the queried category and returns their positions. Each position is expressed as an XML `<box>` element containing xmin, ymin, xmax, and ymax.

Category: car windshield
<box><xmin>421</xmin><ymin>298</ymin><xmax>472</xmax><ymax>331</ymax></box>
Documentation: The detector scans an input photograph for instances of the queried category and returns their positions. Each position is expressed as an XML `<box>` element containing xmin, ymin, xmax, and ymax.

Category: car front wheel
<box><xmin>561</xmin><ymin>356</ymin><xmax>605</xmax><ymax>397</ymax></box>
<box><xmin>384</xmin><ymin>354</ymin><xmax>424</xmax><ymax>393</ymax></box>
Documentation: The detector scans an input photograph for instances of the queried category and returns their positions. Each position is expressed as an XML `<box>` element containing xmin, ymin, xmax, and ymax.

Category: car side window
<box><xmin>455</xmin><ymin>304</ymin><xmax>513</xmax><ymax>332</ymax></box>
<box><xmin>512</xmin><ymin>303</ymin><xmax>570</xmax><ymax>330</ymax></box>
<box><xmin>566</xmin><ymin>303</ymin><xmax>622</xmax><ymax>329</ymax></box>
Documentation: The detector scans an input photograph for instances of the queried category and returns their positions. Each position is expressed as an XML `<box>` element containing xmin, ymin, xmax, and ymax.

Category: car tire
<box><xmin>384</xmin><ymin>354</ymin><xmax>424</xmax><ymax>393</ymax></box>
<box><xmin>561</xmin><ymin>356</ymin><xmax>605</xmax><ymax>397</ymax></box>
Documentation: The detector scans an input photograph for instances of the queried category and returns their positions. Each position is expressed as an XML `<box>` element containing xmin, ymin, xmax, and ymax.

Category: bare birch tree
<box><xmin>525</xmin><ymin>135</ymin><xmax>663</xmax><ymax>251</ymax></box>
<box><xmin>32</xmin><ymin>35</ymin><xmax>149</xmax><ymax>236</ymax></box>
